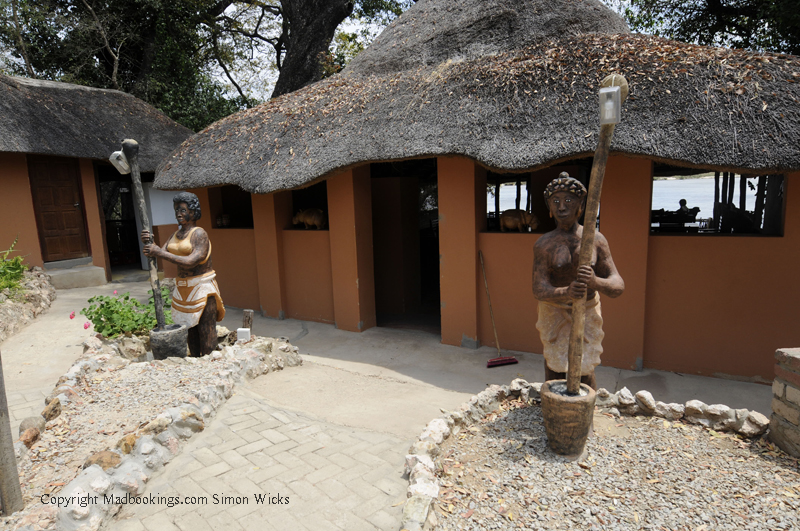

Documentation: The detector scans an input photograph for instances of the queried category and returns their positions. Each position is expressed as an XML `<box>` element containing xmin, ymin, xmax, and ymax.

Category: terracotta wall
<box><xmin>282</xmin><ymin>230</ymin><xmax>335</xmax><ymax>322</ymax></box>
<box><xmin>252</xmin><ymin>192</ymin><xmax>291</xmax><ymax>319</ymax></box>
<box><xmin>0</xmin><ymin>153</ymin><xmax>42</xmax><ymax>266</ymax></box>
<box><xmin>438</xmin><ymin>156</ymin><xmax>485</xmax><ymax>348</ymax></box>
<box><xmin>476</xmin><ymin>233</ymin><xmax>542</xmax><ymax>353</ymax></box>
<box><xmin>328</xmin><ymin>167</ymin><xmax>376</xmax><ymax>332</ymax></box>
<box><xmin>594</xmin><ymin>156</ymin><xmax>652</xmax><ymax>370</ymax></box>
<box><xmin>78</xmin><ymin>158</ymin><xmax>109</xmax><ymax>278</ymax></box>
<box><xmin>643</xmin><ymin>171</ymin><xmax>800</xmax><ymax>380</ymax></box>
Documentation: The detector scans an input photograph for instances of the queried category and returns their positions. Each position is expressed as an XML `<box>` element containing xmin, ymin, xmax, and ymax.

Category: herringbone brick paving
<box><xmin>109</xmin><ymin>388</ymin><xmax>409</xmax><ymax>531</ymax></box>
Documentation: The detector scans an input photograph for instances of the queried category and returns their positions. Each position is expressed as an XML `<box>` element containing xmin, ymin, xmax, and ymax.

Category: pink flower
<box><xmin>113</xmin><ymin>290</ymin><xmax>118</xmax><ymax>295</ymax></box>
<box><xmin>69</xmin><ymin>311</ymin><xmax>75</xmax><ymax>319</ymax></box>
<box><xmin>84</xmin><ymin>322</ymin><xmax>91</xmax><ymax>329</ymax></box>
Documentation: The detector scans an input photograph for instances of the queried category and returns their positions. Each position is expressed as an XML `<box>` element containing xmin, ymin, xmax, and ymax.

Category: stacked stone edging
<box><xmin>770</xmin><ymin>348</ymin><xmax>800</xmax><ymax>457</ymax></box>
<box><xmin>399</xmin><ymin>379</ymin><xmax>771</xmax><ymax>531</ymax></box>
<box><xmin>0</xmin><ymin>267</ymin><xmax>56</xmax><ymax>343</ymax></box>
<box><xmin>10</xmin><ymin>335</ymin><xmax>302</xmax><ymax>531</ymax></box>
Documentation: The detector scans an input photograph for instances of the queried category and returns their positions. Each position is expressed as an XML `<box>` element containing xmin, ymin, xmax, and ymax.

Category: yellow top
<box><xmin>165</xmin><ymin>227</ymin><xmax>211</xmax><ymax>264</ymax></box>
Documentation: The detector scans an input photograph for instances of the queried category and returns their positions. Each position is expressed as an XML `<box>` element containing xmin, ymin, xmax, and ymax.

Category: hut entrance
<box><xmin>370</xmin><ymin>160</ymin><xmax>440</xmax><ymax>335</ymax></box>
<box><xmin>96</xmin><ymin>163</ymin><xmax>149</xmax><ymax>276</ymax></box>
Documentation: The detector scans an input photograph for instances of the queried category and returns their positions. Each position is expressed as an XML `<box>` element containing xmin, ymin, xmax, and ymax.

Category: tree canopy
<box><xmin>0</xmin><ymin>0</ymin><xmax>413</xmax><ymax>131</ymax></box>
<box><xmin>616</xmin><ymin>0</ymin><xmax>800</xmax><ymax>55</ymax></box>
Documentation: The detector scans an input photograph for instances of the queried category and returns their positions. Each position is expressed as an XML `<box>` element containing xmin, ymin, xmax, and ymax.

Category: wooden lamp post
<box><xmin>566</xmin><ymin>74</ymin><xmax>629</xmax><ymax>395</ymax></box>
<box><xmin>110</xmin><ymin>140</ymin><xmax>187</xmax><ymax>358</ymax></box>
<box><xmin>541</xmin><ymin>74</ymin><xmax>628</xmax><ymax>458</ymax></box>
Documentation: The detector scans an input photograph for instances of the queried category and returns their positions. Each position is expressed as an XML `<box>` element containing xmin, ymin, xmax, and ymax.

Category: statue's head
<box><xmin>544</xmin><ymin>172</ymin><xmax>587</xmax><ymax>202</ymax></box>
<box><xmin>544</xmin><ymin>172</ymin><xmax>587</xmax><ymax>220</ymax></box>
<box><xmin>173</xmin><ymin>192</ymin><xmax>201</xmax><ymax>221</ymax></box>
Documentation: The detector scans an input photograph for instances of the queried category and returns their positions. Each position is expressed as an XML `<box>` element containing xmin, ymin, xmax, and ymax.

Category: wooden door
<box><xmin>28</xmin><ymin>156</ymin><xmax>89</xmax><ymax>262</ymax></box>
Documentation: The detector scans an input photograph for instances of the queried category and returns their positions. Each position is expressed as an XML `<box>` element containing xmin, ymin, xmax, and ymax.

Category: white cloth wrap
<box><xmin>535</xmin><ymin>292</ymin><xmax>604</xmax><ymax>375</ymax></box>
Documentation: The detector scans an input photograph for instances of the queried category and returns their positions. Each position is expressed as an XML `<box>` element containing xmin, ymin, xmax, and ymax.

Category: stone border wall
<box><xmin>770</xmin><ymin>348</ymin><xmax>800</xmax><ymax>457</ymax></box>
<box><xmin>399</xmin><ymin>380</ymin><xmax>771</xmax><ymax>531</ymax></box>
<box><xmin>10</xmin><ymin>336</ymin><xmax>302</xmax><ymax>531</ymax></box>
<box><xmin>0</xmin><ymin>267</ymin><xmax>56</xmax><ymax>343</ymax></box>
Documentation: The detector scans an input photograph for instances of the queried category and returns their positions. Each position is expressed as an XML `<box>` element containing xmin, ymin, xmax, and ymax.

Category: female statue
<box><xmin>141</xmin><ymin>192</ymin><xmax>225</xmax><ymax>356</ymax></box>
<box><xmin>532</xmin><ymin>173</ymin><xmax>624</xmax><ymax>389</ymax></box>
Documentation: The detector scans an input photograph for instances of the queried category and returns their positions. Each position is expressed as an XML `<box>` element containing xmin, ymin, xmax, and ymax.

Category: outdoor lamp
<box><xmin>599</xmin><ymin>85</ymin><xmax>621</xmax><ymax>125</ymax></box>
<box><xmin>109</xmin><ymin>150</ymin><xmax>131</xmax><ymax>174</ymax></box>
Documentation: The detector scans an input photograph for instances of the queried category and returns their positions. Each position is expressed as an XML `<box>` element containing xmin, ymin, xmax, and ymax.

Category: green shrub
<box><xmin>80</xmin><ymin>286</ymin><xmax>173</xmax><ymax>338</ymax></box>
<box><xmin>0</xmin><ymin>236</ymin><xmax>27</xmax><ymax>292</ymax></box>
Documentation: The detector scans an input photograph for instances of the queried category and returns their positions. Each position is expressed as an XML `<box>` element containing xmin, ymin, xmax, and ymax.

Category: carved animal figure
<box><xmin>499</xmin><ymin>209</ymin><xmax>539</xmax><ymax>232</ymax></box>
<box><xmin>293</xmin><ymin>208</ymin><xmax>326</xmax><ymax>229</ymax></box>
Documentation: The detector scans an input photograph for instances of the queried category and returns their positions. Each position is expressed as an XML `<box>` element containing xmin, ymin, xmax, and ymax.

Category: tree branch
<box><xmin>79</xmin><ymin>0</ymin><xmax>120</xmax><ymax>89</ymax></box>
<box><xmin>211</xmin><ymin>35</ymin><xmax>250</xmax><ymax>105</ymax></box>
<box><xmin>10</xmin><ymin>0</ymin><xmax>35</xmax><ymax>77</ymax></box>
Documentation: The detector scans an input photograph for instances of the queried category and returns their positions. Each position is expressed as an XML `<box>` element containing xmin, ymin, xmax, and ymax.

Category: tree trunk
<box><xmin>739</xmin><ymin>174</ymin><xmax>747</xmax><ymax>211</ymax></box>
<box><xmin>754</xmin><ymin>175</ymin><xmax>766</xmax><ymax>231</ymax></box>
<box><xmin>713</xmin><ymin>171</ymin><xmax>720</xmax><ymax>231</ymax></box>
<box><xmin>526</xmin><ymin>177</ymin><xmax>531</xmax><ymax>212</ymax></box>
<box><xmin>763</xmin><ymin>175</ymin><xmax>784</xmax><ymax>235</ymax></box>
<box><xmin>727</xmin><ymin>172</ymin><xmax>735</xmax><ymax>204</ymax></box>
<box><xmin>271</xmin><ymin>0</ymin><xmax>354</xmax><ymax>98</ymax></box>
<box><xmin>494</xmin><ymin>177</ymin><xmax>500</xmax><ymax>215</ymax></box>
<box><xmin>0</xmin><ymin>349</ymin><xmax>24</xmax><ymax>515</ymax></box>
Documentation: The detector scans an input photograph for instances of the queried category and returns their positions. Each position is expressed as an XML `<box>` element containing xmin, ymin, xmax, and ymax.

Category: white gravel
<box><xmin>432</xmin><ymin>398</ymin><xmax>800</xmax><ymax>531</ymax></box>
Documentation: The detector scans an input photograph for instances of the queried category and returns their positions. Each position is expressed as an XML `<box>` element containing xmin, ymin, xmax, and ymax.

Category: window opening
<box><xmin>208</xmin><ymin>185</ymin><xmax>254</xmax><ymax>228</ymax></box>
<box><xmin>650</xmin><ymin>166</ymin><xmax>784</xmax><ymax>235</ymax></box>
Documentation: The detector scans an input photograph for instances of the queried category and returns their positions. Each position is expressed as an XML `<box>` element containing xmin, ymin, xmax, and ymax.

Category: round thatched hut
<box><xmin>0</xmin><ymin>75</ymin><xmax>192</xmax><ymax>286</ymax></box>
<box><xmin>155</xmin><ymin>0</ymin><xmax>800</xmax><ymax>380</ymax></box>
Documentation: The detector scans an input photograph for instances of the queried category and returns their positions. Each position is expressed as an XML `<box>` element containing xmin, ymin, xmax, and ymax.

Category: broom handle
<box><xmin>479</xmin><ymin>251</ymin><xmax>502</xmax><ymax>358</ymax></box>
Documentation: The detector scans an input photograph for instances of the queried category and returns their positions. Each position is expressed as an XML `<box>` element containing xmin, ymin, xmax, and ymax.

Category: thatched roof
<box><xmin>155</xmin><ymin>0</ymin><xmax>800</xmax><ymax>193</ymax></box>
<box><xmin>0</xmin><ymin>75</ymin><xmax>192</xmax><ymax>172</ymax></box>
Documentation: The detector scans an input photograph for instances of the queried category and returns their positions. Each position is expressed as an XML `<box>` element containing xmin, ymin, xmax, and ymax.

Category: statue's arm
<box><xmin>589</xmin><ymin>233</ymin><xmax>624</xmax><ymax>298</ymax></box>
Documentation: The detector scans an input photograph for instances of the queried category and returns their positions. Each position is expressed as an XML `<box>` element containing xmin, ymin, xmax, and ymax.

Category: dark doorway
<box><xmin>96</xmin><ymin>163</ymin><xmax>150</xmax><ymax>269</ymax></box>
<box><xmin>371</xmin><ymin>159</ymin><xmax>440</xmax><ymax>334</ymax></box>
<box><xmin>27</xmin><ymin>155</ymin><xmax>90</xmax><ymax>262</ymax></box>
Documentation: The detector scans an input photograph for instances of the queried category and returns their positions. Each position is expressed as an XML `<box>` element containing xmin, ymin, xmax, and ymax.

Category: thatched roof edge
<box><xmin>0</xmin><ymin>75</ymin><xmax>193</xmax><ymax>172</ymax></box>
<box><xmin>155</xmin><ymin>33</ymin><xmax>800</xmax><ymax>193</ymax></box>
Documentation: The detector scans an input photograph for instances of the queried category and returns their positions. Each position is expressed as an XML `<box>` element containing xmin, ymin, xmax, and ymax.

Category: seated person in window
<box><xmin>532</xmin><ymin>173</ymin><xmax>625</xmax><ymax>390</ymax></box>
<box><xmin>677</xmin><ymin>199</ymin><xmax>689</xmax><ymax>214</ymax></box>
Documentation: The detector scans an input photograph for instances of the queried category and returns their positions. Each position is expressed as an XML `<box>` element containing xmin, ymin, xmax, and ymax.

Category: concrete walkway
<box><xmin>0</xmin><ymin>280</ymin><xmax>775</xmax><ymax>530</ymax></box>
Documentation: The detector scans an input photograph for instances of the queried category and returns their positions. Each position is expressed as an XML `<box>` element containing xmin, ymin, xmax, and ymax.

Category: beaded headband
<box><xmin>543</xmin><ymin>172</ymin><xmax>587</xmax><ymax>201</ymax></box>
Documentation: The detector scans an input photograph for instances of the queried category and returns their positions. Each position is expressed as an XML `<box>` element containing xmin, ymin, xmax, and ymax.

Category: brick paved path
<box><xmin>110</xmin><ymin>389</ymin><xmax>410</xmax><ymax>531</ymax></box>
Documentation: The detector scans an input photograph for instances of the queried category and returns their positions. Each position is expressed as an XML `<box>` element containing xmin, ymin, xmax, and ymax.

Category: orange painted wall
<box><xmin>328</xmin><ymin>167</ymin><xmax>377</xmax><ymax>332</ymax></box>
<box><xmin>179</xmin><ymin>188</ymin><xmax>260</xmax><ymax>310</ymax></box>
<box><xmin>78</xmin><ymin>158</ymin><xmax>109</xmax><ymax>278</ymax></box>
<box><xmin>252</xmin><ymin>192</ymin><xmax>291</xmax><ymax>318</ymax></box>
<box><xmin>476</xmin><ymin>233</ymin><xmax>542</xmax><ymax>352</ymax></box>
<box><xmin>0</xmin><ymin>153</ymin><xmax>43</xmax><ymax>267</ymax></box>
<box><xmin>594</xmin><ymin>156</ymin><xmax>652</xmax><ymax>370</ymax></box>
<box><xmin>438</xmin><ymin>156</ymin><xmax>484</xmax><ymax>348</ymax></box>
<box><xmin>643</xmin><ymin>171</ymin><xmax>800</xmax><ymax>380</ymax></box>
<box><xmin>282</xmin><ymin>229</ymin><xmax>335</xmax><ymax>322</ymax></box>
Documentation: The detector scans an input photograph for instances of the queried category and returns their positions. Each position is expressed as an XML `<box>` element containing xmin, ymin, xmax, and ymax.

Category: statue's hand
<box><xmin>567</xmin><ymin>279</ymin><xmax>587</xmax><ymax>299</ymax></box>
<box><xmin>141</xmin><ymin>229</ymin><xmax>152</xmax><ymax>244</ymax></box>
<box><xmin>143</xmin><ymin>243</ymin><xmax>162</xmax><ymax>258</ymax></box>
<box><xmin>576</xmin><ymin>265</ymin><xmax>596</xmax><ymax>290</ymax></box>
